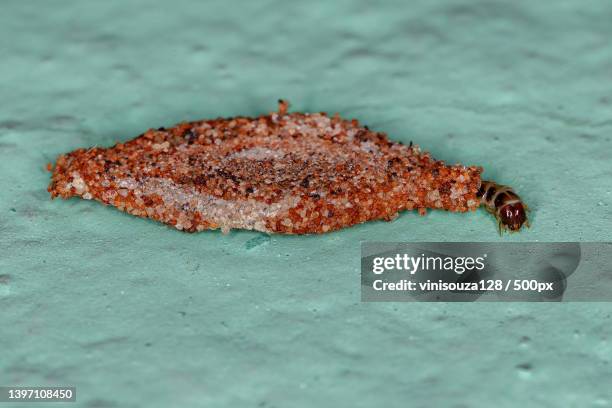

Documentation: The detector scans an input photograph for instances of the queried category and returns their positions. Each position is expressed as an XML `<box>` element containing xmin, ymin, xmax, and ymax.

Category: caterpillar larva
<box><xmin>477</xmin><ymin>180</ymin><xmax>530</xmax><ymax>233</ymax></box>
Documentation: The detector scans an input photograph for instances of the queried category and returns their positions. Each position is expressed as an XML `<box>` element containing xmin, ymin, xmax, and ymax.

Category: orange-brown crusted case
<box><xmin>49</xmin><ymin>102</ymin><xmax>482</xmax><ymax>234</ymax></box>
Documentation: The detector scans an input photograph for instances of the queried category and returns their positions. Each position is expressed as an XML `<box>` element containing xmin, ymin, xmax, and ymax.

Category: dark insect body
<box><xmin>478</xmin><ymin>180</ymin><xmax>529</xmax><ymax>233</ymax></box>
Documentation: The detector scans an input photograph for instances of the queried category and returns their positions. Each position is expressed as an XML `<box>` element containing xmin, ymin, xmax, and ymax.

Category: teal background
<box><xmin>1</xmin><ymin>0</ymin><xmax>612</xmax><ymax>406</ymax></box>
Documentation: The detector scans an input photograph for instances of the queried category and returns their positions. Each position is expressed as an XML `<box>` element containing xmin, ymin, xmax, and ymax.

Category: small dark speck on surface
<box><xmin>49</xmin><ymin>115</ymin><xmax>78</xmax><ymax>126</ymax></box>
<box><xmin>578</xmin><ymin>133</ymin><xmax>597</xmax><ymax>141</ymax></box>
<box><xmin>516</xmin><ymin>362</ymin><xmax>533</xmax><ymax>371</ymax></box>
<box><xmin>0</xmin><ymin>120</ymin><xmax>23</xmax><ymax>130</ymax></box>
<box><xmin>81</xmin><ymin>336</ymin><xmax>129</xmax><ymax>350</ymax></box>
<box><xmin>245</xmin><ymin>234</ymin><xmax>272</xmax><ymax>250</ymax></box>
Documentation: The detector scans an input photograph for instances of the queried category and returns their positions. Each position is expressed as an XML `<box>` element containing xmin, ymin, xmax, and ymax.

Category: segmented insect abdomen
<box><xmin>477</xmin><ymin>180</ymin><xmax>529</xmax><ymax>232</ymax></box>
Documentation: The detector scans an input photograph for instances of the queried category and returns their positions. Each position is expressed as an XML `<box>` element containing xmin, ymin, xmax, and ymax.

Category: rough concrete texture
<box><xmin>1</xmin><ymin>1</ymin><xmax>611</xmax><ymax>407</ymax></box>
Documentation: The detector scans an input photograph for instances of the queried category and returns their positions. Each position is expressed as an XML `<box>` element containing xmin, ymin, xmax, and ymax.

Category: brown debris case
<box><xmin>48</xmin><ymin>103</ymin><xmax>482</xmax><ymax>234</ymax></box>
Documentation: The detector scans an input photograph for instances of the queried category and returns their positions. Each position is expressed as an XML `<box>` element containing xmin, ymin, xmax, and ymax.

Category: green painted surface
<box><xmin>1</xmin><ymin>1</ymin><xmax>611</xmax><ymax>407</ymax></box>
